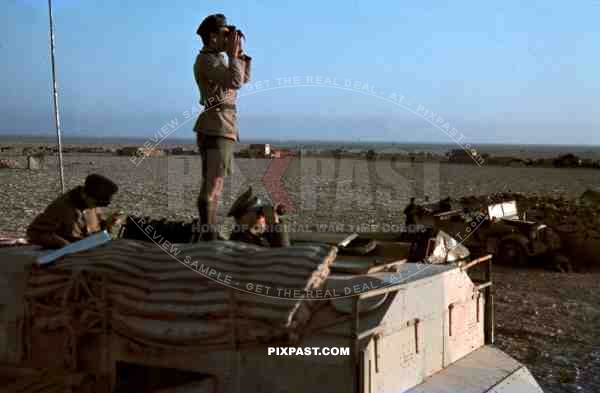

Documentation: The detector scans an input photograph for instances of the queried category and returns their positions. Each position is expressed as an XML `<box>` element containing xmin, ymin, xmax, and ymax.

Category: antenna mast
<box><xmin>48</xmin><ymin>0</ymin><xmax>65</xmax><ymax>194</ymax></box>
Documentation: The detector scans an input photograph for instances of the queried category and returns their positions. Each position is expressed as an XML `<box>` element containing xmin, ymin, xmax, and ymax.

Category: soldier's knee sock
<box><xmin>191</xmin><ymin>199</ymin><xmax>205</xmax><ymax>243</ymax></box>
<box><xmin>196</xmin><ymin>198</ymin><xmax>210</xmax><ymax>240</ymax></box>
<box><xmin>204</xmin><ymin>201</ymin><xmax>219</xmax><ymax>241</ymax></box>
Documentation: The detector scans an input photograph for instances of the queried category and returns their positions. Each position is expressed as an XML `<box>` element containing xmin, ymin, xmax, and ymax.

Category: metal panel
<box><xmin>380</xmin><ymin>268</ymin><xmax>446</xmax><ymax>328</ymax></box>
<box><xmin>420</xmin><ymin>315</ymin><xmax>444</xmax><ymax>377</ymax></box>
<box><xmin>406</xmin><ymin>345</ymin><xmax>543</xmax><ymax>393</ymax></box>
<box><xmin>444</xmin><ymin>297</ymin><xmax>484</xmax><ymax>366</ymax></box>
<box><xmin>363</xmin><ymin>316</ymin><xmax>445</xmax><ymax>393</ymax></box>
<box><xmin>237</xmin><ymin>348</ymin><xmax>353</xmax><ymax>393</ymax></box>
<box><xmin>443</xmin><ymin>269</ymin><xmax>477</xmax><ymax>307</ymax></box>
<box><xmin>372</xmin><ymin>325</ymin><xmax>421</xmax><ymax>393</ymax></box>
<box><xmin>0</xmin><ymin>254</ymin><xmax>29</xmax><ymax>364</ymax></box>
<box><xmin>0</xmin><ymin>322</ymin><xmax>20</xmax><ymax>363</ymax></box>
<box><xmin>488</xmin><ymin>366</ymin><xmax>544</xmax><ymax>393</ymax></box>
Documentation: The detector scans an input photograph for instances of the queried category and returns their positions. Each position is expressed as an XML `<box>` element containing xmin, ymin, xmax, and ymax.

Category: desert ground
<box><xmin>1</xmin><ymin>153</ymin><xmax>600</xmax><ymax>392</ymax></box>
<box><xmin>3</xmin><ymin>154</ymin><xmax>600</xmax><ymax>235</ymax></box>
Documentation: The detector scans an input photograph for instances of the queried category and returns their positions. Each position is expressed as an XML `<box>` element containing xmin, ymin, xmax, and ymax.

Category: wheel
<box><xmin>551</xmin><ymin>254</ymin><xmax>573</xmax><ymax>273</ymax></box>
<box><xmin>497</xmin><ymin>240</ymin><xmax>528</xmax><ymax>267</ymax></box>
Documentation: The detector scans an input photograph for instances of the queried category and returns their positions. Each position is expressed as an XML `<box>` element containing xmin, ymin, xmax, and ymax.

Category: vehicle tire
<box><xmin>551</xmin><ymin>254</ymin><xmax>573</xmax><ymax>273</ymax></box>
<box><xmin>497</xmin><ymin>240</ymin><xmax>528</xmax><ymax>267</ymax></box>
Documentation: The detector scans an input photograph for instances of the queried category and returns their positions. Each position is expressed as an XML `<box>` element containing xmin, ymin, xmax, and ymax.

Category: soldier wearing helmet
<box><xmin>227</xmin><ymin>187</ymin><xmax>290</xmax><ymax>247</ymax></box>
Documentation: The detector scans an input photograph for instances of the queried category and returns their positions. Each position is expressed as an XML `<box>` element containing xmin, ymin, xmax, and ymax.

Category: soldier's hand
<box><xmin>110</xmin><ymin>212</ymin><xmax>124</xmax><ymax>227</ymax></box>
<box><xmin>273</xmin><ymin>204</ymin><xmax>286</xmax><ymax>224</ymax></box>
<box><xmin>237</xmin><ymin>35</ymin><xmax>245</xmax><ymax>58</ymax></box>
<box><xmin>105</xmin><ymin>211</ymin><xmax>124</xmax><ymax>233</ymax></box>
<box><xmin>227</xmin><ymin>32</ymin><xmax>241</xmax><ymax>58</ymax></box>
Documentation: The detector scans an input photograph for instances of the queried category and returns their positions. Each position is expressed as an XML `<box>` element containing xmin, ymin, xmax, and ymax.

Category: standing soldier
<box><xmin>194</xmin><ymin>14</ymin><xmax>252</xmax><ymax>240</ymax></box>
<box><xmin>404</xmin><ymin>197</ymin><xmax>418</xmax><ymax>228</ymax></box>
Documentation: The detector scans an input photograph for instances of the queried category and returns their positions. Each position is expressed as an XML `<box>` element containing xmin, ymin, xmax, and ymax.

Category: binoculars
<box><xmin>225</xmin><ymin>25</ymin><xmax>245</xmax><ymax>40</ymax></box>
<box><xmin>257</xmin><ymin>204</ymin><xmax>286</xmax><ymax>218</ymax></box>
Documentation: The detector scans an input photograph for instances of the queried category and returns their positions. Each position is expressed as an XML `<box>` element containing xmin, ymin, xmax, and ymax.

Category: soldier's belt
<box><xmin>204</xmin><ymin>103</ymin><xmax>237</xmax><ymax>112</ymax></box>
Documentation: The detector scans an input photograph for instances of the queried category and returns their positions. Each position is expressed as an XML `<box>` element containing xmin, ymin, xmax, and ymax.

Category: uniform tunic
<box><xmin>193</xmin><ymin>47</ymin><xmax>251</xmax><ymax>141</ymax></box>
<box><xmin>27</xmin><ymin>186</ymin><xmax>107</xmax><ymax>248</ymax></box>
<box><xmin>193</xmin><ymin>47</ymin><xmax>251</xmax><ymax>203</ymax></box>
<box><xmin>229</xmin><ymin>221</ymin><xmax>290</xmax><ymax>248</ymax></box>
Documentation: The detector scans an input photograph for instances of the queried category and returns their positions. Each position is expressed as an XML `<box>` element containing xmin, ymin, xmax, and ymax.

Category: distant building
<box><xmin>236</xmin><ymin>144</ymin><xmax>297</xmax><ymax>159</ymax></box>
<box><xmin>448</xmin><ymin>149</ymin><xmax>474</xmax><ymax>163</ymax></box>
<box><xmin>248</xmin><ymin>144</ymin><xmax>271</xmax><ymax>158</ymax></box>
<box><xmin>272</xmin><ymin>149</ymin><xmax>296</xmax><ymax>158</ymax></box>
<box><xmin>117</xmin><ymin>146</ymin><xmax>164</xmax><ymax>157</ymax></box>
<box><xmin>140</xmin><ymin>146</ymin><xmax>164</xmax><ymax>157</ymax></box>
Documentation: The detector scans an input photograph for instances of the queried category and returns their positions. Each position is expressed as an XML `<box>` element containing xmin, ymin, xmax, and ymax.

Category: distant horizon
<box><xmin>2</xmin><ymin>132</ymin><xmax>600</xmax><ymax>148</ymax></box>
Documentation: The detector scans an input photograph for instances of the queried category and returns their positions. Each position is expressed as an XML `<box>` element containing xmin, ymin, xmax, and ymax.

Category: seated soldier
<box><xmin>27</xmin><ymin>174</ymin><xmax>121</xmax><ymax>249</ymax></box>
<box><xmin>227</xmin><ymin>187</ymin><xmax>290</xmax><ymax>247</ymax></box>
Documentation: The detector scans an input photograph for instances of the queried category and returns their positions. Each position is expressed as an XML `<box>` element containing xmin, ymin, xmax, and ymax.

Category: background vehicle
<box><xmin>417</xmin><ymin>199</ymin><xmax>572</xmax><ymax>272</ymax></box>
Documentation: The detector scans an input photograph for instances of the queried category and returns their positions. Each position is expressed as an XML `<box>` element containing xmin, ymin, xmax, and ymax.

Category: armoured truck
<box><xmin>0</xmin><ymin>228</ymin><xmax>544</xmax><ymax>392</ymax></box>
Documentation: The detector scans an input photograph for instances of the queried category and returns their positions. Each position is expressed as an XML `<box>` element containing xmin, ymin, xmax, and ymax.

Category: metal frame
<box><xmin>461</xmin><ymin>255</ymin><xmax>494</xmax><ymax>345</ymax></box>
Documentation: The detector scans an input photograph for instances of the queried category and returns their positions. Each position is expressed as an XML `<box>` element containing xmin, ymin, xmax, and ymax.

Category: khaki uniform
<box><xmin>192</xmin><ymin>46</ymin><xmax>251</xmax><ymax>240</ymax></box>
<box><xmin>193</xmin><ymin>48</ymin><xmax>251</xmax><ymax>201</ymax></box>
<box><xmin>193</xmin><ymin>47</ymin><xmax>251</xmax><ymax>141</ymax></box>
<box><xmin>226</xmin><ymin>187</ymin><xmax>290</xmax><ymax>248</ymax></box>
<box><xmin>27</xmin><ymin>186</ymin><xmax>107</xmax><ymax>248</ymax></box>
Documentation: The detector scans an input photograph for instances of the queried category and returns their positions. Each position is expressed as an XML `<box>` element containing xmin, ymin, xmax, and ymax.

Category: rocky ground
<box><xmin>1</xmin><ymin>154</ymin><xmax>600</xmax><ymax>392</ymax></box>
<box><xmin>2</xmin><ymin>154</ymin><xmax>600</xmax><ymax>234</ymax></box>
<box><xmin>494</xmin><ymin>266</ymin><xmax>600</xmax><ymax>393</ymax></box>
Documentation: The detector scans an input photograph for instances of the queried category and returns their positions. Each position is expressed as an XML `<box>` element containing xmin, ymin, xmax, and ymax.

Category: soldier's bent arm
<box><xmin>96</xmin><ymin>211</ymin><xmax>110</xmax><ymax>231</ymax></box>
<box><xmin>241</xmin><ymin>55</ymin><xmax>252</xmax><ymax>84</ymax></box>
<box><xmin>266</xmin><ymin>221</ymin><xmax>290</xmax><ymax>247</ymax></box>
<box><xmin>200</xmin><ymin>53</ymin><xmax>245</xmax><ymax>89</ymax></box>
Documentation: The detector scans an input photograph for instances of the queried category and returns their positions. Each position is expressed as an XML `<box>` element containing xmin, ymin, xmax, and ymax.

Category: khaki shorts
<box><xmin>197</xmin><ymin>133</ymin><xmax>235</xmax><ymax>202</ymax></box>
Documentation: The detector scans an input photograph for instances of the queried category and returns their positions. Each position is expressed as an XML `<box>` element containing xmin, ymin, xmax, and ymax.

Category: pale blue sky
<box><xmin>1</xmin><ymin>0</ymin><xmax>599</xmax><ymax>144</ymax></box>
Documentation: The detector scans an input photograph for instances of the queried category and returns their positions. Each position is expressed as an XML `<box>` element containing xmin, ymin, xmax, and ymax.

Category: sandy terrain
<box><xmin>493</xmin><ymin>266</ymin><xmax>600</xmax><ymax>393</ymax></box>
<box><xmin>2</xmin><ymin>154</ymin><xmax>600</xmax><ymax>392</ymax></box>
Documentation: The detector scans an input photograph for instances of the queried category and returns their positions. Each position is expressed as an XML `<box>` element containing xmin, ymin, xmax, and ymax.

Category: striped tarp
<box><xmin>25</xmin><ymin>239</ymin><xmax>337</xmax><ymax>351</ymax></box>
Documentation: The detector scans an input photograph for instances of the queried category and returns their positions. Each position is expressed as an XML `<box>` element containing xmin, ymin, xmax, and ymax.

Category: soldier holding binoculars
<box><xmin>193</xmin><ymin>14</ymin><xmax>252</xmax><ymax>241</ymax></box>
<box><xmin>227</xmin><ymin>187</ymin><xmax>290</xmax><ymax>248</ymax></box>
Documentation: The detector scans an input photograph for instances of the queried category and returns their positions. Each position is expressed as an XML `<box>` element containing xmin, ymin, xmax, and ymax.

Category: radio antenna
<box><xmin>47</xmin><ymin>0</ymin><xmax>65</xmax><ymax>194</ymax></box>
